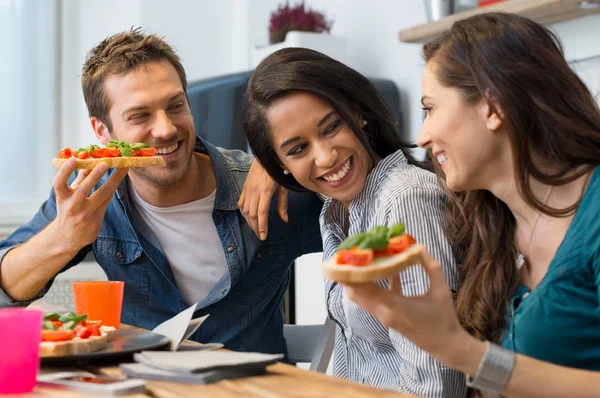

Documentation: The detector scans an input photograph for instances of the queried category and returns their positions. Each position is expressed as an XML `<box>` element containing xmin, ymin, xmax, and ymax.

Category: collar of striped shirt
<box><xmin>320</xmin><ymin>149</ymin><xmax>409</xmax><ymax>243</ymax></box>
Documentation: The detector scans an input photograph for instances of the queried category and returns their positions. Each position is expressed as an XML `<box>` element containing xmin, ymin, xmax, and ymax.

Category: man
<box><xmin>0</xmin><ymin>29</ymin><xmax>322</xmax><ymax>354</ymax></box>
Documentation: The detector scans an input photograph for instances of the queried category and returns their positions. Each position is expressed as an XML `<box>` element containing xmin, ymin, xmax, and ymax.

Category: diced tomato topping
<box><xmin>57</xmin><ymin>148</ymin><xmax>73</xmax><ymax>159</ymax></box>
<box><xmin>83</xmin><ymin>320</ymin><xmax>102</xmax><ymax>328</ymax></box>
<box><xmin>336</xmin><ymin>247</ymin><xmax>374</xmax><ymax>266</ymax></box>
<box><xmin>387</xmin><ymin>234</ymin><xmax>416</xmax><ymax>254</ymax></box>
<box><xmin>75</xmin><ymin>325</ymin><xmax>92</xmax><ymax>339</ymax></box>
<box><xmin>130</xmin><ymin>149</ymin><xmax>138</xmax><ymax>157</ymax></box>
<box><xmin>74</xmin><ymin>151</ymin><xmax>89</xmax><ymax>159</ymax></box>
<box><xmin>138</xmin><ymin>147</ymin><xmax>157</xmax><ymax>156</ymax></box>
<box><xmin>89</xmin><ymin>324</ymin><xmax>102</xmax><ymax>337</ymax></box>
<box><xmin>91</xmin><ymin>148</ymin><xmax>120</xmax><ymax>158</ymax></box>
<box><xmin>48</xmin><ymin>320</ymin><xmax>63</xmax><ymax>329</ymax></box>
<box><xmin>374</xmin><ymin>247</ymin><xmax>394</xmax><ymax>257</ymax></box>
<box><xmin>41</xmin><ymin>330</ymin><xmax>75</xmax><ymax>342</ymax></box>
<box><xmin>81</xmin><ymin>320</ymin><xmax>102</xmax><ymax>336</ymax></box>
<box><xmin>106</xmin><ymin>147</ymin><xmax>121</xmax><ymax>157</ymax></box>
<box><xmin>90</xmin><ymin>148</ymin><xmax>106</xmax><ymax>158</ymax></box>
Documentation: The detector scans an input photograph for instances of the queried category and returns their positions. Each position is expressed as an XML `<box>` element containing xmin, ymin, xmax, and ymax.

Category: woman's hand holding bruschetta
<box><xmin>342</xmin><ymin>248</ymin><xmax>481</xmax><ymax>372</ymax></box>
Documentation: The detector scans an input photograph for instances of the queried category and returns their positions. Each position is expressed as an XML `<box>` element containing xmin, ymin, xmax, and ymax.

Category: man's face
<box><xmin>100</xmin><ymin>60</ymin><xmax>195</xmax><ymax>187</ymax></box>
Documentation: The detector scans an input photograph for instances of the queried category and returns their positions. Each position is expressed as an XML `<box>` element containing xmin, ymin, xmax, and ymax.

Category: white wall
<box><xmin>60</xmin><ymin>0</ymin><xmax>244</xmax><ymax>148</ymax></box>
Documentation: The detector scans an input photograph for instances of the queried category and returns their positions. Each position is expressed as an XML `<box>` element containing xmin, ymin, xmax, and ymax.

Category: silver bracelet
<box><xmin>466</xmin><ymin>341</ymin><xmax>516</xmax><ymax>396</ymax></box>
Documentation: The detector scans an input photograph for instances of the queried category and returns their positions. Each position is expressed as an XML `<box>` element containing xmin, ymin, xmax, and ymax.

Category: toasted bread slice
<box><xmin>322</xmin><ymin>244</ymin><xmax>424</xmax><ymax>283</ymax></box>
<box><xmin>99</xmin><ymin>325</ymin><xmax>117</xmax><ymax>340</ymax></box>
<box><xmin>51</xmin><ymin>156</ymin><xmax>165</xmax><ymax>169</ymax></box>
<box><xmin>40</xmin><ymin>333</ymin><xmax>108</xmax><ymax>358</ymax></box>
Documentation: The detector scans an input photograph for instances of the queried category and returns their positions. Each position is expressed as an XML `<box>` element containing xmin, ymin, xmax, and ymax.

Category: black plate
<box><xmin>41</xmin><ymin>329</ymin><xmax>171</xmax><ymax>365</ymax></box>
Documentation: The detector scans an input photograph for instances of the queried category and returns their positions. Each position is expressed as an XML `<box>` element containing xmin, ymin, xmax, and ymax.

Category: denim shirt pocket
<box><xmin>233</xmin><ymin>241</ymin><xmax>288</xmax><ymax>305</ymax></box>
<box><xmin>96</xmin><ymin>236</ymin><xmax>142</xmax><ymax>264</ymax></box>
<box><xmin>94</xmin><ymin>236</ymin><xmax>149</xmax><ymax>304</ymax></box>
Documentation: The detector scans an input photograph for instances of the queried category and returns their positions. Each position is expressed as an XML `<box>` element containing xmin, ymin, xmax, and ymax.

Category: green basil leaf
<box><xmin>60</xmin><ymin>320</ymin><xmax>77</xmax><ymax>330</ymax></box>
<box><xmin>130</xmin><ymin>143</ymin><xmax>150</xmax><ymax>150</ymax></box>
<box><xmin>338</xmin><ymin>232</ymin><xmax>368</xmax><ymax>250</ymax></box>
<box><xmin>358</xmin><ymin>235</ymin><xmax>389</xmax><ymax>250</ymax></box>
<box><xmin>43</xmin><ymin>313</ymin><xmax>61</xmax><ymax>321</ymax></box>
<box><xmin>387</xmin><ymin>223</ymin><xmax>405</xmax><ymax>239</ymax></box>
<box><xmin>58</xmin><ymin>312</ymin><xmax>77</xmax><ymax>323</ymax></box>
<box><xmin>43</xmin><ymin>321</ymin><xmax>57</xmax><ymax>330</ymax></box>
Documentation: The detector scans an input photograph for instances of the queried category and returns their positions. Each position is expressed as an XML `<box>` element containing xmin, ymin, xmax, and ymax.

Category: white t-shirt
<box><xmin>129</xmin><ymin>185</ymin><xmax>228</xmax><ymax>305</ymax></box>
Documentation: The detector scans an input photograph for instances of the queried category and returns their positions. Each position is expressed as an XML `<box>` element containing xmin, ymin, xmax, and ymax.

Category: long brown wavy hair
<box><xmin>422</xmin><ymin>13</ymin><xmax>600</xmax><ymax>343</ymax></box>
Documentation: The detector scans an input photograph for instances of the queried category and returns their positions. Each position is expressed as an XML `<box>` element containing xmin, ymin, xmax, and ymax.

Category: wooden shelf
<box><xmin>399</xmin><ymin>0</ymin><xmax>600</xmax><ymax>43</ymax></box>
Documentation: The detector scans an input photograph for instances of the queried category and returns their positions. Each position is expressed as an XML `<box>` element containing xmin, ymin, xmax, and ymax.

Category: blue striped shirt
<box><xmin>320</xmin><ymin>150</ymin><xmax>467</xmax><ymax>397</ymax></box>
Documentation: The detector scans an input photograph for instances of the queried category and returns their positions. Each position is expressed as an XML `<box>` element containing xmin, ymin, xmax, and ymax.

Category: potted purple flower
<box><xmin>251</xmin><ymin>1</ymin><xmax>347</xmax><ymax>68</ymax></box>
<box><xmin>269</xmin><ymin>2</ymin><xmax>333</xmax><ymax>44</ymax></box>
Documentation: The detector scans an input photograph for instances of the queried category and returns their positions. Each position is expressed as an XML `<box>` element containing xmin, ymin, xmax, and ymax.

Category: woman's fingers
<box><xmin>237</xmin><ymin>188</ymin><xmax>247</xmax><ymax>217</ymax></box>
<box><xmin>277</xmin><ymin>187</ymin><xmax>289</xmax><ymax>222</ymax></box>
<box><xmin>389</xmin><ymin>273</ymin><xmax>402</xmax><ymax>294</ymax></box>
<box><xmin>246</xmin><ymin>188</ymin><xmax>261</xmax><ymax>239</ymax></box>
<box><xmin>256</xmin><ymin>190</ymin><xmax>272</xmax><ymax>241</ymax></box>
<box><xmin>418</xmin><ymin>248</ymin><xmax>448</xmax><ymax>292</ymax></box>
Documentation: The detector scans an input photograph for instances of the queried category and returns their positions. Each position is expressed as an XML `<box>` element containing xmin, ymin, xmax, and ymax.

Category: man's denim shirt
<box><xmin>0</xmin><ymin>136</ymin><xmax>323</xmax><ymax>354</ymax></box>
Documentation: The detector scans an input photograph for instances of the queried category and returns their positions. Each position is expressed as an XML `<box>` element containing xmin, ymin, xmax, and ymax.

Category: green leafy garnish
<box><xmin>358</xmin><ymin>234</ymin><xmax>389</xmax><ymax>250</ymax></box>
<box><xmin>130</xmin><ymin>142</ymin><xmax>150</xmax><ymax>150</ymax></box>
<box><xmin>105</xmin><ymin>140</ymin><xmax>121</xmax><ymax>148</ymax></box>
<box><xmin>118</xmin><ymin>142</ymin><xmax>132</xmax><ymax>157</ymax></box>
<box><xmin>43</xmin><ymin>312</ymin><xmax>61</xmax><ymax>321</ymax></box>
<box><xmin>339</xmin><ymin>223</ymin><xmax>407</xmax><ymax>251</ymax></box>
<box><xmin>387</xmin><ymin>223</ymin><xmax>405</xmax><ymax>239</ymax></box>
<box><xmin>60</xmin><ymin>320</ymin><xmax>76</xmax><ymax>330</ymax></box>
<box><xmin>43</xmin><ymin>321</ymin><xmax>57</xmax><ymax>330</ymax></box>
<box><xmin>58</xmin><ymin>312</ymin><xmax>88</xmax><ymax>324</ymax></box>
<box><xmin>339</xmin><ymin>232</ymin><xmax>368</xmax><ymax>250</ymax></box>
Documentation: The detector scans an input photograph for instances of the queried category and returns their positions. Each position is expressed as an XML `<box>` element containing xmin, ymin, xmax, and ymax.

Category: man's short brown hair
<box><xmin>82</xmin><ymin>27</ymin><xmax>187</xmax><ymax>132</ymax></box>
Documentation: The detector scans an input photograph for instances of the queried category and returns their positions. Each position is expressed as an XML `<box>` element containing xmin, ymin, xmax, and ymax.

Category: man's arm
<box><xmin>0</xmin><ymin>159</ymin><xmax>127</xmax><ymax>303</ymax></box>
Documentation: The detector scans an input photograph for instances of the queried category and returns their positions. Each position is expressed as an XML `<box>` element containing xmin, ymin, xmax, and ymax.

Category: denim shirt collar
<box><xmin>116</xmin><ymin>135</ymin><xmax>242</xmax><ymax>211</ymax></box>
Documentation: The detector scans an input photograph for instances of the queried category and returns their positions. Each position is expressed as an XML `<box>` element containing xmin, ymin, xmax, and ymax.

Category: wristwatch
<box><xmin>466</xmin><ymin>341</ymin><xmax>516</xmax><ymax>396</ymax></box>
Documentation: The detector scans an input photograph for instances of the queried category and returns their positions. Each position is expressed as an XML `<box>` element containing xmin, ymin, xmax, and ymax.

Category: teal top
<box><xmin>500</xmin><ymin>167</ymin><xmax>600</xmax><ymax>370</ymax></box>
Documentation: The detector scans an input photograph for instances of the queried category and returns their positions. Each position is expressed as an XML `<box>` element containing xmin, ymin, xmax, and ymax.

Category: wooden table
<box><xmin>21</xmin><ymin>326</ymin><xmax>417</xmax><ymax>398</ymax></box>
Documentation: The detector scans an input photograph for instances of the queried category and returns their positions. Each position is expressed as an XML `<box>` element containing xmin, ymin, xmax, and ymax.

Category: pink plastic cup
<box><xmin>0</xmin><ymin>308</ymin><xmax>43</xmax><ymax>394</ymax></box>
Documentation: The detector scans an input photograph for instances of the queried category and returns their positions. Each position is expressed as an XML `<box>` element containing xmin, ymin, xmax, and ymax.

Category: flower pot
<box><xmin>251</xmin><ymin>31</ymin><xmax>347</xmax><ymax>69</ymax></box>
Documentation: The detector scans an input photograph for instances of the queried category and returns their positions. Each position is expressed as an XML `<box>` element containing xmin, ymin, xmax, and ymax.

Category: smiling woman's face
<box><xmin>417</xmin><ymin>62</ymin><xmax>506</xmax><ymax>192</ymax></box>
<box><xmin>267</xmin><ymin>91</ymin><xmax>372</xmax><ymax>203</ymax></box>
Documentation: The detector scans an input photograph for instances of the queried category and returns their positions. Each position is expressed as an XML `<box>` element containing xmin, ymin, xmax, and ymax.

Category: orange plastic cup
<box><xmin>72</xmin><ymin>281</ymin><xmax>124</xmax><ymax>329</ymax></box>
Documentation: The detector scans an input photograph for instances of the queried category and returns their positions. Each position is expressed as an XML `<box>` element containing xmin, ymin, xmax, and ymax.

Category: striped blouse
<box><xmin>320</xmin><ymin>150</ymin><xmax>467</xmax><ymax>397</ymax></box>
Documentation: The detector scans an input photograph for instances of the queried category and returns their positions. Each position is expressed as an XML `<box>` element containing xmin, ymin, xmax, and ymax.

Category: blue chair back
<box><xmin>186</xmin><ymin>71</ymin><xmax>403</xmax><ymax>151</ymax></box>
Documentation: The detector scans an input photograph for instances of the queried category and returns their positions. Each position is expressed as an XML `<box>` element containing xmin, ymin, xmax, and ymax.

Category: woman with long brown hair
<box><xmin>345</xmin><ymin>12</ymin><xmax>600</xmax><ymax>397</ymax></box>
